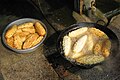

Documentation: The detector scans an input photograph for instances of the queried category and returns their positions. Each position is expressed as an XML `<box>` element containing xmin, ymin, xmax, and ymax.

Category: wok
<box><xmin>57</xmin><ymin>22</ymin><xmax>119</xmax><ymax>68</ymax></box>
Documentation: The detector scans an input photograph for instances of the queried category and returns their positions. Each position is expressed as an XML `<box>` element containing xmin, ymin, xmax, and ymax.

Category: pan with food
<box><xmin>57</xmin><ymin>22</ymin><xmax>118</xmax><ymax>68</ymax></box>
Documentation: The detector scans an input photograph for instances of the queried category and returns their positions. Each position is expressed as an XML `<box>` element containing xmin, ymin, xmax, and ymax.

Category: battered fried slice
<box><xmin>86</xmin><ymin>34</ymin><xmax>94</xmax><ymax>51</ymax></box>
<box><xmin>26</xmin><ymin>34</ymin><xmax>32</xmax><ymax>39</ymax></box>
<box><xmin>76</xmin><ymin>54</ymin><xmax>105</xmax><ymax>65</ymax></box>
<box><xmin>102</xmin><ymin>39</ymin><xmax>111</xmax><ymax>57</ymax></box>
<box><xmin>73</xmin><ymin>35</ymin><xmax>88</xmax><ymax>53</ymax></box>
<box><xmin>15</xmin><ymin>29</ymin><xmax>22</xmax><ymax>33</ymax></box>
<box><xmin>71</xmin><ymin>52</ymin><xmax>84</xmax><ymax>59</ymax></box>
<box><xmin>63</xmin><ymin>36</ymin><xmax>72</xmax><ymax>57</ymax></box>
<box><xmin>23</xmin><ymin>33</ymin><xmax>39</xmax><ymax>49</ymax></box>
<box><xmin>5</xmin><ymin>25</ymin><xmax>17</xmax><ymax>38</ymax></box>
<box><xmin>18</xmin><ymin>22</ymin><xmax>33</xmax><ymax>29</ymax></box>
<box><xmin>20</xmin><ymin>36</ymin><xmax>27</xmax><ymax>42</ymax></box>
<box><xmin>89</xmin><ymin>28</ymin><xmax>108</xmax><ymax>39</ymax></box>
<box><xmin>32</xmin><ymin>36</ymin><xmax>43</xmax><ymax>47</ymax></box>
<box><xmin>14</xmin><ymin>31</ymin><xmax>30</xmax><ymax>37</ymax></box>
<box><xmin>22</xmin><ymin>26</ymin><xmax>35</xmax><ymax>33</ymax></box>
<box><xmin>13</xmin><ymin>31</ymin><xmax>30</xmax><ymax>42</ymax></box>
<box><xmin>93</xmin><ymin>40</ymin><xmax>103</xmax><ymax>55</ymax></box>
<box><xmin>14</xmin><ymin>35</ymin><xmax>23</xmax><ymax>49</ymax></box>
<box><xmin>6</xmin><ymin>37</ymin><xmax>14</xmax><ymax>48</ymax></box>
<box><xmin>68</xmin><ymin>27</ymin><xmax>88</xmax><ymax>38</ymax></box>
<box><xmin>34</xmin><ymin>22</ymin><xmax>46</xmax><ymax>36</ymax></box>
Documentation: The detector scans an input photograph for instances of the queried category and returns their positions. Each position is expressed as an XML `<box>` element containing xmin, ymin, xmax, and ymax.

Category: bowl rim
<box><xmin>2</xmin><ymin>18</ymin><xmax>47</xmax><ymax>53</ymax></box>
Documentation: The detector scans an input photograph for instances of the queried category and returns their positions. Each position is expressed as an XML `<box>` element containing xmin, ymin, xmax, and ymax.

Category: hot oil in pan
<box><xmin>54</xmin><ymin>23</ymin><xmax>120</xmax><ymax>79</ymax></box>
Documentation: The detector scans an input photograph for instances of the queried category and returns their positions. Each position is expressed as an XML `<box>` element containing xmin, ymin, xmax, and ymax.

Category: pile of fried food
<box><xmin>62</xmin><ymin>27</ymin><xmax>111</xmax><ymax>65</ymax></box>
<box><xmin>5</xmin><ymin>21</ymin><xmax>46</xmax><ymax>49</ymax></box>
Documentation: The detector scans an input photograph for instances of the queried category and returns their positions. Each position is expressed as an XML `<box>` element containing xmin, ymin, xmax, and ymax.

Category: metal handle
<box><xmin>96</xmin><ymin>20</ymin><xmax>107</xmax><ymax>27</ymax></box>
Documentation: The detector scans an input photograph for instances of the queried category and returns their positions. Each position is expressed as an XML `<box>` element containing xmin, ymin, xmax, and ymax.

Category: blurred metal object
<box><xmin>104</xmin><ymin>7</ymin><xmax>120</xmax><ymax>18</ymax></box>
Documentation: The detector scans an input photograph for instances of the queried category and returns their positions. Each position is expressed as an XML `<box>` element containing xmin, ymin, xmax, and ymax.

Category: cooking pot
<box><xmin>57</xmin><ymin>22</ymin><xmax>119</xmax><ymax>68</ymax></box>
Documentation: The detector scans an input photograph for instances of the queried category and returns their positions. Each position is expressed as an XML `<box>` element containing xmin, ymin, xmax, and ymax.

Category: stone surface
<box><xmin>1</xmin><ymin>45</ymin><xmax>59</xmax><ymax>80</ymax></box>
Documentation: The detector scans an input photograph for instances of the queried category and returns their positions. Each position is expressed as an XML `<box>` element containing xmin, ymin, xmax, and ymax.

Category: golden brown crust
<box><xmin>13</xmin><ymin>35</ymin><xmax>23</xmax><ymax>49</ymax></box>
<box><xmin>32</xmin><ymin>36</ymin><xmax>43</xmax><ymax>47</ymax></box>
<box><xmin>88</xmin><ymin>28</ymin><xmax>108</xmax><ymax>39</ymax></box>
<box><xmin>34</xmin><ymin>22</ymin><xmax>46</xmax><ymax>36</ymax></box>
<box><xmin>102</xmin><ymin>40</ymin><xmax>111</xmax><ymax>57</ymax></box>
<box><xmin>15</xmin><ymin>29</ymin><xmax>22</xmax><ymax>33</ymax></box>
<box><xmin>6</xmin><ymin>37</ymin><xmax>14</xmax><ymax>48</ymax></box>
<box><xmin>14</xmin><ymin>31</ymin><xmax>30</xmax><ymax>37</ymax></box>
<box><xmin>93</xmin><ymin>40</ymin><xmax>103</xmax><ymax>55</ymax></box>
<box><xmin>18</xmin><ymin>22</ymin><xmax>33</xmax><ymax>29</ymax></box>
<box><xmin>5</xmin><ymin>25</ymin><xmax>17</xmax><ymax>38</ymax></box>
<box><xmin>22</xmin><ymin>26</ymin><xmax>35</xmax><ymax>33</ymax></box>
<box><xmin>23</xmin><ymin>33</ymin><xmax>39</xmax><ymax>49</ymax></box>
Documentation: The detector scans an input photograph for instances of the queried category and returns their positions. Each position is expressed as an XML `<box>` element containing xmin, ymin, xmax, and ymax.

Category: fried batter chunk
<box><xmin>5</xmin><ymin>25</ymin><xmax>17</xmax><ymax>38</ymax></box>
<box><xmin>32</xmin><ymin>36</ymin><xmax>43</xmax><ymax>47</ymax></box>
<box><xmin>34</xmin><ymin>22</ymin><xmax>46</xmax><ymax>36</ymax></box>
<box><xmin>6</xmin><ymin>37</ymin><xmax>14</xmax><ymax>48</ymax></box>
<box><xmin>23</xmin><ymin>33</ymin><xmax>39</xmax><ymax>49</ymax></box>
<box><xmin>14</xmin><ymin>35</ymin><xmax>23</xmax><ymax>49</ymax></box>
<box><xmin>18</xmin><ymin>22</ymin><xmax>33</xmax><ymax>29</ymax></box>
<box><xmin>22</xmin><ymin>26</ymin><xmax>35</xmax><ymax>33</ymax></box>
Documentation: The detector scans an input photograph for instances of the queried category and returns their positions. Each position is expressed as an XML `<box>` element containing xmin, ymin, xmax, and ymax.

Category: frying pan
<box><xmin>57</xmin><ymin>22</ymin><xmax>119</xmax><ymax>68</ymax></box>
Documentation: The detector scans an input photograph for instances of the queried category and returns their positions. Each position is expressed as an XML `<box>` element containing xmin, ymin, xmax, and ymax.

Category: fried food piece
<box><xmin>15</xmin><ymin>29</ymin><xmax>22</xmax><ymax>33</ymax></box>
<box><xmin>20</xmin><ymin>36</ymin><xmax>27</xmax><ymax>42</ymax></box>
<box><xmin>14</xmin><ymin>35</ymin><xmax>23</xmax><ymax>49</ymax></box>
<box><xmin>32</xmin><ymin>36</ymin><xmax>43</xmax><ymax>47</ymax></box>
<box><xmin>102</xmin><ymin>39</ymin><xmax>111</xmax><ymax>57</ymax></box>
<box><xmin>5</xmin><ymin>25</ymin><xmax>17</xmax><ymax>38</ymax></box>
<box><xmin>71</xmin><ymin>52</ymin><xmax>84</xmax><ymax>59</ymax></box>
<box><xmin>18</xmin><ymin>22</ymin><xmax>33</xmax><ymax>29</ymax></box>
<box><xmin>34</xmin><ymin>22</ymin><xmax>46</xmax><ymax>36</ymax></box>
<box><xmin>23</xmin><ymin>33</ymin><xmax>39</xmax><ymax>49</ymax></box>
<box><xmin>73</xmin><ymin>35</ymin><xmax>88</xmax><ymax>53</ymax></box>
<box><xmin>76</xmin><ymin>54</ymin><xmax>105</xmax><ymax>65</ymax></box>
<box><xmin>63</xmin><ymin>36</ymin><xmax>72</xmax><ymax>57</ymax></box>
<box><xmin>86</xmin><ymin>35</ymin><xmax>94</xmax><ymax>51</ymax></box>
<box><xmin>22</xmin><ymin>26</ymin><xmax>35</xmax><ymax>33</ymax></box>
<box><xmin>93</xmin><ymin>40</ymin><xmax>103</xmax><ymax>55</ymax></box>
<box><xmin>6</xmin><ymin>37</ymin><xmax>14</xmax><ymax>48</ymax></box>
<box><xmin>89</xmin><ymin>28</ymin><xmax>108</xmax><ymax>39</ymax></box>
<box><xmin>68</xmin><ymin>27</ymin><xmax>88</xmax><ymax>38</ymax></box>
<box><xmin>26</xmin><ymin>34</ymin><xmax>32</xmax><ymax>39</ymax></box>
<box><xmin>13</xmin><ymin>31</ymin><xmax>30</xmax><ymax>42</ymax></box>
<box><xmin>14</xmin><ymin>31</ymin><xmax>30</xmax><ymax>37</ymax></box>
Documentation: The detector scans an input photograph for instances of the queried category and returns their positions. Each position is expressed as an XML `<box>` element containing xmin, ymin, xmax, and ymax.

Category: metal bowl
<box><xmin>2</xmin><ymin>18</ymin><xmax>47</xmax><ymax>53</ymax></box>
